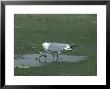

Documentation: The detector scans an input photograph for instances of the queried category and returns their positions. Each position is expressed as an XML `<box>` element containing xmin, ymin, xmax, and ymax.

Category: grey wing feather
<box><xmin>48</xmin><ymin>43</ymin><xmax>67</xmax><ymax>52</ymax></box>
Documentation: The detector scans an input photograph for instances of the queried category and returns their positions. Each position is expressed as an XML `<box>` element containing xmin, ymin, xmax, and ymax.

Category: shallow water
<box><xmin>15</xmin><ymin>53</ymin><xmax>88</xmax><ymax>68</ymax></box>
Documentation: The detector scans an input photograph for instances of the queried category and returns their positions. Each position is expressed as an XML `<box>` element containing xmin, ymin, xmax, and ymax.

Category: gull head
<box><xmin>42</xmin><ymin>42</ymin><xmax>50</xmax><ymax>51</ymax></box>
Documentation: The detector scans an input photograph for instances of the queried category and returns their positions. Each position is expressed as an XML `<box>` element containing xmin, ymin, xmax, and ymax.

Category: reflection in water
<box><xmin>14</xmin><ymin>53</ymin><xmax>88</xmax><ymax>68</ymax></box>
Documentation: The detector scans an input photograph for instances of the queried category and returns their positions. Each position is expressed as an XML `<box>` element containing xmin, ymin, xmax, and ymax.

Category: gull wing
<box><xmin>48</xmin><ymin>43</ymin><xmax>67</xmax><ymax>52</ymax></box>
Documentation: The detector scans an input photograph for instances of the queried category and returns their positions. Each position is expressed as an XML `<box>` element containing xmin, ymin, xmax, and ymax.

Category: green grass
<box><xmin>14</xmin><ymin>14</ymin><xmax>97</xmax><ymax>76</ymax></box>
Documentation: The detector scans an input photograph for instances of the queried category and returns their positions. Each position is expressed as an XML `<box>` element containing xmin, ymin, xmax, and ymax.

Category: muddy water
<box><xmin>15</xmin><ymin>53</ymin><xmax>88</xmax><ymax>68</ymax></box>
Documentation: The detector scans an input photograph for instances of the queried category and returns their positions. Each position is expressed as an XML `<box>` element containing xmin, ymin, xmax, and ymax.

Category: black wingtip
<box><xmin>70</xmin><ymin>45</ymin><xmax>77</xmax><ymax>49</ymax></box>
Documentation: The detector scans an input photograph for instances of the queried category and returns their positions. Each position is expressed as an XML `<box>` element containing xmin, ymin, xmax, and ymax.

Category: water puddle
<box><xmin>15</xmin><ymin>53</ymin><xmax>88</xmax><ymax>68</ymax></box>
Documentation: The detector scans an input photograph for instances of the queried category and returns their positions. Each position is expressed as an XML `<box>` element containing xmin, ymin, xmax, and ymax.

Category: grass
<box><xmin>15</xmin><ymin>59</ymin><xmax>96</xmax><ymax>76</ymax></box>
<box><xmin>14</xmin><ymin>14</ymin><xmax>97</xmax><ymax>76</ymax></box>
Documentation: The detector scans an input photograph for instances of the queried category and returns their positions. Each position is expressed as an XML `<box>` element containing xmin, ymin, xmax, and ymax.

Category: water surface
<box><xmin>15</xmin><ymin>53</ymin><xmax>88</xmax><ymax>68</ymax></box>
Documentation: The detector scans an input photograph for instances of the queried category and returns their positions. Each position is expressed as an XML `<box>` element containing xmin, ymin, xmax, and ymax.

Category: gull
<box><xmin>36</xmin><ymin>42</ymin><xmax>76</xmax><ymax>62</ymax></box>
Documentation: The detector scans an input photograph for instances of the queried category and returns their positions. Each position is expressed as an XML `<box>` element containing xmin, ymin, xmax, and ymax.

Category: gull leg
<box><xmin>53</xmin><ymin>54</ymin><xmax>54</xmax><ymax>59</ymax></box>
<box><xmin>57</xmin><ymin>54</ymin><xmax>58</xmax><ymax>59</ymax></box>
<box><xmin>39</xmin><ymin>59</ymin><xmax>40</xmax><ymax>62</ymax></box>
<box><xmin>38</xmin><ymin>56</ymin><xmax>41</xmax><ymax>62</ymax></box>
<box><xmin>36</xmin><ymin>57</ymin><xmax>38</xmax><ymax>61</ymax></box>
<box><xmin>56</xmin><ymin>54</ymin><xmax>58</xmax><ymax>61</ymax></box>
